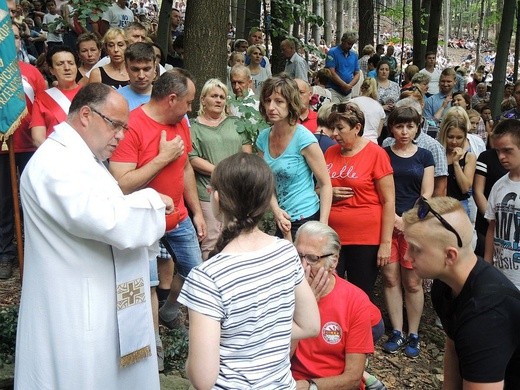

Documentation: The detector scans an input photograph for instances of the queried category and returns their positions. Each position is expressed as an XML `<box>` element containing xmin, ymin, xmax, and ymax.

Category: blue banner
<box><xmin>0</xmin><ymin>0</ymin><xmax>27</xmax><ymax>141</ymax></box>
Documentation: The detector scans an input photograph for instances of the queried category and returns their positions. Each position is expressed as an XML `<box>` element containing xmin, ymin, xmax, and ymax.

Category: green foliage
<box><xmin>269</xmin><ymin>0</ymin><xmax>323</xmax><ymax>39</ymax></box>
<box><xmin>0</xmin><ymin>306</ymin><xmax>18</xmax><ymax>364</ymax></box>
<box><xmin>229</xmin><ymin>95</ymin><xmax>269</xmax><ymax>148</ymax></box>
<box><xmin>161</xmin><ymin>327</ymin><xmax>189</xmax><ymax>374</ymax></box>
<box><xmin>68</xmin><ymin>0</ymin><xmax>109</xmax><ymax>27</ymax></box>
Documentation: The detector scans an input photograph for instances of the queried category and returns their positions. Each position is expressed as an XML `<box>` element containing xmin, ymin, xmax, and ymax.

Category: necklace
<box><xmin>392</xmin><ymin>145</ymin><xmax>415</xmax><ymax>156</ymax></box>
<box><xmin>110</xmin><ymin>63</ymin><xmax>127</xmax><ymax>77</ymax></box>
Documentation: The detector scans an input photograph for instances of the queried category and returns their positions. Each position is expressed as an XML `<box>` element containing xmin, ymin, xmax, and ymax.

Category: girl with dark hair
<box><xmin>178</xmin><ymin>153</ymin><xmax>319</xmax><ymax>389</ymax></box>
<box><xmin>382</xmin><ymin>106</ymin><xmax>434</xmax><ymax>358</ymax></box>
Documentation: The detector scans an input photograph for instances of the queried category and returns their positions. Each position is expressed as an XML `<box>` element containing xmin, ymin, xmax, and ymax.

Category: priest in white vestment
<box><xmin>15</xmin><ymin>83</ymin><xmax>173</xmax><ymax>389</ymax></box>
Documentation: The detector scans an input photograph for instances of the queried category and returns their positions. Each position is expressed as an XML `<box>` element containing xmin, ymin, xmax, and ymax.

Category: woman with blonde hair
<box><xmin>350</xmin><ymin>78</ymin><xmax>386</xmax><ymax>143</ymax></box>
<box><xmin>189</xmin><ymin>78</ymin><xmax>252</xmax><ymax>259</ymax></box>
<box><xmin>438</xmin><ymin>107</ymin><xmax>477</xmax><ymax>215</ymax></box>
<box><xmin>88</xmin><ymin>28</ymin><xmax>129</xmax><ymax>89</ymax></box>
<box><xmin>246</xmin><ymin>44</ymin><xmax>271</xmax><ymax>96</ymax></box>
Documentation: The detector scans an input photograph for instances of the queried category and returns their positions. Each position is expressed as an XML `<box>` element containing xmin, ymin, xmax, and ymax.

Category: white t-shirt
<box><xmin>485</xmin><ymin>174</ymin><xmax>520</xmax><ymax>290</ymax></box>
<box><xmin>420</xmin><ymin>68</ymin><xmax>442</xmax><ymax>95</ymax></box>
<box><xmin>43</xmin><ymin>13</ymin><xmax>63</xmax><ymax>42</ymax></box>
<box><xmin>102</xmin><ymin>3</ymin><xmax>134</xmax><ymax>28</ymax></box>
<box><xmin>350</xmin><ymin>96</ymin><xmax>385</xmax><ymax>143</ymax></box>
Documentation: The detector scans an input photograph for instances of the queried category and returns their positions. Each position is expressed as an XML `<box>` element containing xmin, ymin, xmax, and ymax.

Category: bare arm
<box><xmin>292</xmin><ymin>277</ymin><xmax>320</xmax><ymax>340</ymax></box>
<box><xmin>189</xmin><ymin>157</ymin><xmax>214</xmax><ymax>177</ymax></box>
<box><xmin>472</xmin><ymin>174</ymin><xmax>488</xmax><ymax>215</ymax></box>
<box><xmin>326</xmin><ymin>66</ymin><xmax>352</xmax><ymax>94</ymax></box>
<box><xmin>302</xmin><ymin>143</ymin><xmax>332</xmax><ymax>224</ymax></box>
<box><xmin>375</xmin><ymin>174</ymin><xmax>395</xmax><ymax>267</ymax></box>
<box><xmin>421</xmin><ymin>166</ymin><xmax>435</xmax><ymax>199</ymax></box>
<box><xmin>31</xmin><ymin>126</ymin><xmax>47</xmax><ymax>147</ymax></box>
<box><xmin>433</xmin><ymin>176</ymin><xmax>447</xmax><ymax>197</ymax></box>
<box><xmin>484</xmin><ymin>220</ymin><xmax>495</xmax><ymax>263</ymax></box>
<box><xmin>452</xmin><ymin>151</ymin><xmax>476</xmax><ymax>194</ymax></box>
<box><xmin>295</xmin><ymin>353</ymin><xmax>366</xmax><ymax>390</ymax></box>
<box><xmin>109</xmin><ymin>131</ymin><xmax>185</xmax><ymax>194</ymax></box>
<box><xmin>185</xmin><ymin>310</ymin><xmax>220</xmax><ymax>390</ymax></box>
<box><xmin>183</xmin><ymin>160</ymin><xmax>207</xmax><ymax>241</ymax></box>
<box><xmin>258</xmin><ymin>150</ymin><xmax>291</xmax><ymax>234</ymax></box>
<box><xmin>88</xmin><ymin>67</ymin><xmax>102</xmax><ymax>84</ymax></box>
<box><xmin>443</xmin><ymin>338</ymin><xmax>463</xmax><ymax>390</ymax></box>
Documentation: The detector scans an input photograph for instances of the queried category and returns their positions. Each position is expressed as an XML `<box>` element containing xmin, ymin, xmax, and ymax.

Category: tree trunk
<box><xmin>475</xmin><ymin>0</ymin><xmax>485</xmax><ymax>69</ymax></box>
<box><xmin>336</xmin><ymin>0</ymin><xmax>344</xmax><ymax>41</ymax></box>
<box><xmin>514</xmin><ymin>0</ymin><xmax>520</xmax><ymax>83</ymax></box>
<box><xmin>230</xmin><ymin>0</ymin><xmax>238</xmax><ymax>25</ymax></box>
<box><xmin>293</xmin><ymin>0</ymin><xmax>302</xmax><ymax>38</ymax></box>
<box><xmin>426</xmin><ymin>0</ymin><xmax>442</xmax><ymax>54</ymax></box>
<box><xmin>311</xmin><ymin>0</ymin><xmax>322</xmax><ymax>44</ymax></box>
<box><xmin>412</xmin><ymin>0</ymin><xmax>429</xmax><ymax>68</ymax></box>
<box><xmin>490</xmin><ymin>0</ymin><xmax>516</xmax><ymax>118</ymax></box>
<box><xmin>323</xmin><ymin>0</ymin><xmax>333</xmax><ymax>45</ymax></box>
<box><xmin>157</xmin><ymin>0</ymin><xmax>173</xmax><ymax>59</ymax></box>
<box><xmin>184</xmin><ymin>0</ymin><xmax>228</xmax><ymax>113</ymax></box>
<box><xmin>269</xmin><ymin>0</ymin><xmax>288</xmax><ymax>75</ymax></box>
<box><xmin>358</xmin><ymin>0</ymin><xmax>374</xmax><ymax>50</ymax></box>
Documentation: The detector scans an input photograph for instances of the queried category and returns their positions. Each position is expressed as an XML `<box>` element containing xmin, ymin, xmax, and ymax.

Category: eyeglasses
<box><xmin>90</xmin><ymin>107</ymin><xmax>128</xmax><ymax>133</ymax></box>
<box><xmin>415</xmin><ymin>197</ymin><xmax>462</xmax><ymax>247</ymax></box>
<box><xmin>298</xmin><ymin>252</ymin><xmax>334</xmax><ymax>264</ymax></box>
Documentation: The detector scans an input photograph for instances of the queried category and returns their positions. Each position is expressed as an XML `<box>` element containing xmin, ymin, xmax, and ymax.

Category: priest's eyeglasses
<box><xmin>415</xmin><ymin>196</ymin><xmax>463</xmax><ymax>247</ymax></box>
<box><xmin>90</xmin><ymin>107</ymin><xmax>129</xmax><ymax>133</ymax></box>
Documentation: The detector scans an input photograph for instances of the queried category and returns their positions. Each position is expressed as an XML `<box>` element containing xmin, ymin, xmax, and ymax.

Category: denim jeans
<box><xmin>159</xmin><ymin>217</ymin><xmax>202</xmax><ymax>279</ymax></box>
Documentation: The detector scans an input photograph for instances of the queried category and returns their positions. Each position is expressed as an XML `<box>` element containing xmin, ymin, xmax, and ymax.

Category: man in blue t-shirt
<box><xmin>118</xmin><ymin>42</ymin><xmax>156</xmax><ymax>111</ymax></box>
<box><xmin>325</xmin><ymin>31</ymin><xmax>360</xmax><ymax>103</ymax></box>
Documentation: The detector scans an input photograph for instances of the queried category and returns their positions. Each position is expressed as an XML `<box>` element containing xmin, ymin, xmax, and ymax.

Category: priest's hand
<box><xmin>159</xmin><ymin>194</ymin><xmax>174</xmax><ymax>214</ymax></box>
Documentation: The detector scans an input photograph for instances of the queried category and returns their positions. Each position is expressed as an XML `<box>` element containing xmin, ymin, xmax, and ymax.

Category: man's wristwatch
<box><xmin>307</xmin><ymin>379</ymin><xmax>318</xmax><ymax>390</ymax></box>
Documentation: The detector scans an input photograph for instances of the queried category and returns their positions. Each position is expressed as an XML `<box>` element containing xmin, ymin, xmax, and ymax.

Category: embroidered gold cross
<box><xmin>117</xmin><ymin>278</ymin><xmax>145</xmax><ymax>310</ymax></box>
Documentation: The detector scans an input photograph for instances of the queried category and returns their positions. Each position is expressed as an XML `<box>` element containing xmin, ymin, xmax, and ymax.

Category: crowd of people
<box><xmin>2</xmin><ymin>0</ymin><xmax>520</xmax><ymax>389</ymax></box>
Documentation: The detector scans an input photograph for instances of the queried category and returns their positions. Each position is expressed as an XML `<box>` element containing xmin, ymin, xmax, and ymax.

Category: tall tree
<box><xmin>156</xmin><ymin>0</ymin><xmax>173</xmax><ymax>57</ymax></box>
<box><xmin>311</xmin><ymin>0</ymin><xmax>322</xmax><ymax>44</ymax></box>
<box><xmin>412</xmin><ymin>0</ymin><xmax>430</xmax><ymax>68</ymax></box>
<box><xmin>323</xmin><ymin>0</ymin><xmax>333</xmax><ymax>45</ymax></box>
<box><xmin>426</xmin><ymin>0</ymin><xmax>442</xmax><ymax>53</ymax></box>
<box><xmin>183</xmin><ymin>0</ymin><xmax>228</xmax><ymax>113</ymax></box>
<box><xmin>490</xmin><ymin>0</ymin><xmax>517</xmax><ymax>118</ymax></box>
<box><xmin>358</xmin><ymin>0</ymin><xmax>374</xmax><ymax>50</ymax></box>
<box><xmin>335</xmin><ymin>0</ymin><xmax>344</xmax><ymax>41</ymax></box>
<box><xmin>475</xmin><ymin>0</ymin><xmax>485</xmax><ymax>68</ymax></box>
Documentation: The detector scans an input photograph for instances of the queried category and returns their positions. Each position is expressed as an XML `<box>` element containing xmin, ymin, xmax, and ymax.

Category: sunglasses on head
<box><xmin>414</xmin><ymin>197</ymin><xmax>463</xmax><ymax>247</ymax></box>
<box><xmin>331</xmin><ymin>103</ymin><xmax>355</xmax><ymax>114</ymax></box>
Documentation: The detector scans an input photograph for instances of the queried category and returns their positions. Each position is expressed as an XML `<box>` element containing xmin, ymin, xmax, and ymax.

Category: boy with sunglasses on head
<box><xmin>403</xmin><ymin>196</ymin><xmax>520</xmax><ymax>389</ymax></box>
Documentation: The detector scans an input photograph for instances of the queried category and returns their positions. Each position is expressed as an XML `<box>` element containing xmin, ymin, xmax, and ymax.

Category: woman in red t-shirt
<box><xmin>324</xmin><ymin>102</ymin><xmax>394</xmax><ymax>298</ymax></box>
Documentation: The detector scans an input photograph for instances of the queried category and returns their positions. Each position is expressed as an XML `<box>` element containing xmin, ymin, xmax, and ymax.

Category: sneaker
<box><xmin>365</xmin><ymin>374</ymin><xmax>388</xmax><ymax>390</ymax></box>
<box><xmin>404</xmin><ymin>333</ymin><xmax>421</xmax><ymax>358</ymax></box>
<box><xmin>383</xmin><ymin>330</ymin><xmax>407</xmax><ymax>353</ymax></box>
<box><xmin>435</xmin><ymin>316</ymin><xmax>444</xmax><ymax>329</ymax></box>
<box><xmin>159</xmin><ymin>308</ymin><xmax>187</xmax><ymax>333</ymax></box>
<box><xmin>0</xmin><ymin>261</ymin><xmax>13</xmax><ymax>280</ymax></box>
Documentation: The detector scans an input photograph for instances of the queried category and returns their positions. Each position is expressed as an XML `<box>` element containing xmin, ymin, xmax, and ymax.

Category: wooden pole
<box><xmin>7</xmin><ymin>137</ymin><xmax>23</xmax><ymax>281</ymax></box>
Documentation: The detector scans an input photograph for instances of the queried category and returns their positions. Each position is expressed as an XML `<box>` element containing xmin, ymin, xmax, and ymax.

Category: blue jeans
<box><xmin>159</xmin><ymin>217</ymin><xmax>202</xmax><ymax>279</ymax></box>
